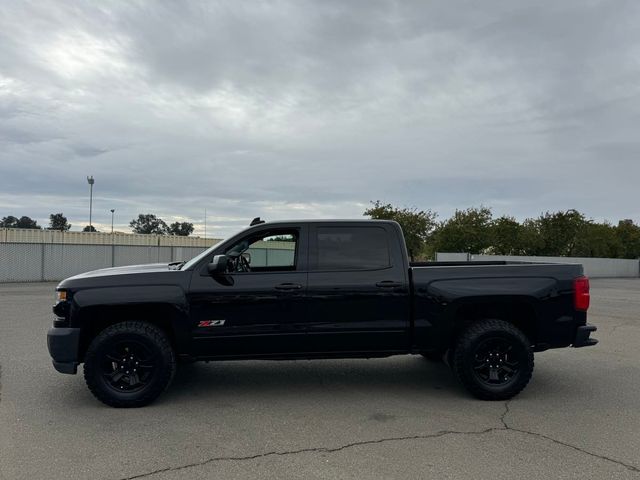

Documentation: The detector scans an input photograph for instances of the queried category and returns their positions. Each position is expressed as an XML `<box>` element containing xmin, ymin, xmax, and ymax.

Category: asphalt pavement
<box><xmin>0</xmin><ymin>279</ymin><xmax>638</xmax><ymax>479</ymax></box>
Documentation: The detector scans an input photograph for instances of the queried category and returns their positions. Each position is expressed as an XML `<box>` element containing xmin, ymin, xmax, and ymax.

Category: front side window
<box><xmin>313</xmin><ymin>226</ymin><xmax>390</xmax><ymax>271</ymax></box>
<box><xmin>225</xmin><ymin>230</ymin><xmax>298</xmax><ymax>272</ymax></box>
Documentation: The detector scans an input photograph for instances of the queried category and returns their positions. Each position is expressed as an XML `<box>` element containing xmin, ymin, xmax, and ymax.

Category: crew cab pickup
<box><xmin>47</xmin><ymin>219</ymin><xmax>597</xmax><ymax>407</ymax></box>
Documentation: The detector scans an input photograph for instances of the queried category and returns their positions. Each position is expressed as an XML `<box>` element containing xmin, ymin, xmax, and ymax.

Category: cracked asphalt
<box><xmin>0</xmin><ymin>279</ymin><xmax>638</xmax><ymax>479</ymax></box>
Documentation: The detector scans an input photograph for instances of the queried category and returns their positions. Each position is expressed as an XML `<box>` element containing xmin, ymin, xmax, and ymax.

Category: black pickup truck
<box><xmin>47</xmin><ymin>219</ymin><xmax>597</xmax><ymax>407</ymax></box>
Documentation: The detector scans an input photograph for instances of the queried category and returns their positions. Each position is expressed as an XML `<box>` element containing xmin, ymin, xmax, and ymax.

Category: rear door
<box><xmin>305</xmin><ymin>222</ymin><xmax>410</xmax><ymax>353</ymax></box>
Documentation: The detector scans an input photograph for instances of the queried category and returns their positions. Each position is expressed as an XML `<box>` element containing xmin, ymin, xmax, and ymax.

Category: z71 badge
<box><xmin>198</xmin><ymin>320</ymin><xmax>226</xmax><ymax>327</ymax></box>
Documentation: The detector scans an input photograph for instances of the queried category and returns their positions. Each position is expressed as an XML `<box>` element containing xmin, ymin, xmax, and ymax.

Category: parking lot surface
<box><xmin>0</xmin><ymin>279</ymin><xmax>638</xmax><ymax>479</ymax></box>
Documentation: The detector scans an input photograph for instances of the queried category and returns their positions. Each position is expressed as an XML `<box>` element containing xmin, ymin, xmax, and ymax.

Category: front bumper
<box><xmin>572</xmin><ymin>324</ymin><xmax>598</xmax><ymax>348</ymax></box>
<box><xmin>47</xmin><ymin>327</ymin><xmax>81</xmax><ymax>374</ymax></box>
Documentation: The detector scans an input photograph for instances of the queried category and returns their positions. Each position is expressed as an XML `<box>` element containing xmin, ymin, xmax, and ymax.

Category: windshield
<box><xmin>181</xmin><ymin>237</ymin><xmax>227</xmax><ymax>270</ymax></box>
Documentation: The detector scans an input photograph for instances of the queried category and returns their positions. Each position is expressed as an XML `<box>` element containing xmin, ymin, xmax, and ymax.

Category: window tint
<box><xmin>314</xmin><ymin>227</ymin><xmax>390</xmax><ymax>271</ymax></box>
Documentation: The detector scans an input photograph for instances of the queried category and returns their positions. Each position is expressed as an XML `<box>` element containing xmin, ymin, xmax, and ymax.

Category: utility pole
<box><xmin>204</xmin><ymin>208</ymin><xmax>207</xmax><ymax>239</ymax></box>
<box><xmin>110</xmin><ymin>209</ymin><xmax>115</xmax><ymax>233</ymax></box>
<box><xmin>87</xmin><ymin>176</ymin><xmax>95</xmax><ymax>231</ymax></box>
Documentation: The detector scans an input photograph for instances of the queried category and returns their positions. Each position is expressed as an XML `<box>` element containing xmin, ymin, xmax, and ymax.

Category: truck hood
<box><xmin>56</xmin><ymin>263</ymin><xmax>185</xmax><ymax>291</ymax></box>
<box><xmin>66</xmin><ymin>263</ymin><xmax>173</xmax><ymax>280</ymax></box>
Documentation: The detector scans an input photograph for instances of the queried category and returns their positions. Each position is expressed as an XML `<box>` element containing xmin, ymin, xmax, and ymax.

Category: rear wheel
<box><xmin>452</xmin><ymin>319</ymin><xmax>533</xmax><ymax>400</ymax></box>
<box><xmin>83</xmin><ymin>321</ymin><xmax>176</xmax><ymax>408</ymax></box>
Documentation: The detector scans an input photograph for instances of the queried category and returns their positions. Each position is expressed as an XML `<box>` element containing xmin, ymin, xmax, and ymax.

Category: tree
<box><xmin>533</xmin><ymin>209</ymin><xmax>588</xmax><ymax>256</ymax></box>
<box><xmin>129</xmin><ymin>214</ymin><xmax>168</xmax><ymax>235</ymax></box>
<box><xmin>573</xmin><ymin>222</ymin><xmax>622</xmax><ymax>258</ymax></box>
<box><xmin>266</xmin><ymin>235</ymin><xmax>295</xmax><ymax>242</ymax></box>
<box><xmin>48</xmin><ymin>213</ymin><xmax>71</xmax><ymax>231</ymax></box>
<box><xmin>489</xmin><ymin>216</ymin><xmax>525</xmax><ymax>255</ymax></box>
<box><xmin>83</xmin><ymin>225</ymin><xmax>98</xmax><ymax>232</ymax></box>
<box><xmin>432</xmin><ymin>207</ymin><xmax>493</xmax><ymax>254</ymax></box>
<box><xmin>17</xmin><ymin>216</ymin><xmax>41</xmax><ymax>229</ymax></box>
<box><xmin>615</xmin><ymin>219</ymin><xmax>640</xmax><ymax>259</ymax></box>
<box><xmin>0</xmin><ymin>215</ymin><xmax>41</xmax><ymax>229</ymax></box>
<box><xmin>0</xmin><ymin>216</ymin><xmax>19</xmax><ymax>228</ymax></box>
<box><xmin>167</xmin><ymin>222</ymin><xmax>194</xmax><ymax>236</ymax></box>
<box><xmin>364</xmin><ymin>200</ymin><xmax>437</xmax><ymax>260</ymax></box>
<box><xmin>519</xmin><ymin>219</ymin><xmax>545</xmax><ymax>256</ymax></box>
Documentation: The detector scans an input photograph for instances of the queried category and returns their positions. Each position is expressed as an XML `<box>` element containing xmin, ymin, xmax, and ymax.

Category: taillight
<box><xmin>574</xmin><ymin>276</ymin><xmax>590</xmax><ymax>311</ymax></box>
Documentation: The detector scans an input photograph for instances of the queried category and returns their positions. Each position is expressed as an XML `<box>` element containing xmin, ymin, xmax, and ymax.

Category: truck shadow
<box><xmin>161</xmin><ymin>356</ymin><xmax>465</xmax><ymax>403</ymax></box>
<box><xmin>49</xmin><ymin>356</ymin><xmax>585</xmax><ymax>410</ymax></box>
<box><xmin>158</xmin><ymin>355</ymin><xmax>587</xmax><ymax>406</ymax></box>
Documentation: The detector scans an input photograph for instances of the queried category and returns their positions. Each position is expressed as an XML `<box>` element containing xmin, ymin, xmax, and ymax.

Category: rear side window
<box><xmin>313</xmin><ymin>226</ymin><xmax>390</xmax><ymax>271</ymax></box>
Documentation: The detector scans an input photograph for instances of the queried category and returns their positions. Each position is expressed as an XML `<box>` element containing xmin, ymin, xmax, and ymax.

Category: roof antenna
<box><xmin>250</xmin><ymin>217</ymin><xmax>265</xmax><ymax>226</ymax></box>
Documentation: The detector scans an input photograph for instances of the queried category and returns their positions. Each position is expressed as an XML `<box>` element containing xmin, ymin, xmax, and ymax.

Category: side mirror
<box><xmin>207</xmin><ymin>255</ymin><xmax>229</xmax><ymax>275</ymax></box>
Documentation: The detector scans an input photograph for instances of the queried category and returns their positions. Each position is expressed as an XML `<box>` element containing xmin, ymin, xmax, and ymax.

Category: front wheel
<box><xmin>452</xmin><ymin>319</ymin><xmax>533</xmax><ymax>400</ymax></box>
<box><xmin>83</xmin><ymin>321</ymin><xmax>176</xmax><ymax>408</ymax></box>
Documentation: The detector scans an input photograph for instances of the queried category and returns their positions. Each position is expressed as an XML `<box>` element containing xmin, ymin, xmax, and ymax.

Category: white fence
<box><xmin>435</xmin><ymin>253</ymin><xmax>640</xmax><ymax>278</ymax></box>
<box><xmin>0</xmin><ymin>228</ymin><xmax>223</xmax><ymax>282</ymax></box>
<box><xmin>0</xmin><ymin>243</ymin><xmax>207</xmax><ymax>282</ymax></box>
<box><xmin>0</xmin><ymin>237</ymin><xmax>297</xmax><ymax>283</ymax></box>
<box><xmin>0</xmin><ymin>227</ymin><xmax>217</xmax><ymax>246</ymax></box>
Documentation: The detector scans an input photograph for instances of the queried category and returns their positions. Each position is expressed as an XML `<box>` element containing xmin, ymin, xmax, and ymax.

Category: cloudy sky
<box><xmin>1</xmin><ymin>1</ymin><xmax>639</xmax><ymax>237</ymax></box>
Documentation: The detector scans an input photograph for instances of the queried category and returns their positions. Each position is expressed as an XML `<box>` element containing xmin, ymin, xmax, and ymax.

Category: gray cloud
<box><xmin>1</xmin><ymin>0</ymin><xmax>639</xmax><ymax>237</ymax></box>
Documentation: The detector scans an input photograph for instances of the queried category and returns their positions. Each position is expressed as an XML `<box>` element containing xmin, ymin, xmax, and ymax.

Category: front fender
<box><xmin>72</xmin><ymin>285</ymin><xmax>187</xmax><ymax>311</ymax></box>
<box><xmin>70</xmin><ymin>285</ymin><xmax>190</xmax><ymax>357</ymax></box>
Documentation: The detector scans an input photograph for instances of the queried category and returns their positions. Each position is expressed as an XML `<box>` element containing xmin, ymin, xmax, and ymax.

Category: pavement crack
<box><xmin>500</xmin><ymin>400</ymin><xmax>638</xmax><ymax>474</ymax></box>
<box><xmin>499</xmin><ymin>400</ymin><xmax>510</xmax><ymax>428</ymax></box>
<box><xmin>507</xmin><ymin>427</ymin><xmax>639</xmax><ymax>473</ymax></box>
<box><xmin>119</xmin><ymin>427</ymin><xmax>500</xmax><ymax>480</ymax></box>
<box><xmin>121</xmin><ymin>401</ymin><xmax>639</xmax><ymax>479</ymax></box>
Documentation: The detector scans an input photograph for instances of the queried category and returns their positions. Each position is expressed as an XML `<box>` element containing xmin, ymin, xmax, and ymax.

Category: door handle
<box><xmin>275</xmin><ymin>283</ymin><xmax>303</xmax><ymax>290</ymax></box>
<box><xmin>376</xmin><ymin>281</ymin><xmax>403</xmax><ymax>288</ymax></box>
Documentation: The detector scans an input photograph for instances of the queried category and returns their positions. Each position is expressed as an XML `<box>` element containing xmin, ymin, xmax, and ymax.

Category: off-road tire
<box><xmin>452</xmin><ymin>319</ymin><xmax>533</xmax><ymax>400</ymax></box>
<box><xmin>83</xmin><ymin>321</ymin><xmax>176</xmax><ymax>408</ymax></box>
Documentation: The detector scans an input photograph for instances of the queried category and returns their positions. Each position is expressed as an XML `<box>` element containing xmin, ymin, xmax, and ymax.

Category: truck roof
<box><xmin>249</xmin><ymin>219</ymin><xmax>397</xmax><ymax>226</ymax></box>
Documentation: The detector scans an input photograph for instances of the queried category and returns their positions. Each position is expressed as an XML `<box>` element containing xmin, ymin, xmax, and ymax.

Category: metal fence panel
<box><xmin>0</xmin><ymin>243</ymin><xmax>43</xmax><ymax>282</ymax></box>
<box><xmin>114</xmin><ymin>246</ymin><xmax>163</xmax><ymax>266</ymax></box>
<box><xmin>247</xmin><ymin>247</ymin><xmax>267</xmax><ymax>266</ymax></box>
<box><xmin>435</xmin><ymin>252</ymin><xmax>471</xmax><ymax>262</ymax></box>
<box><xmin>173</xmin><ymin>247</ymin><xmax>207</xmax><ymax>261</ymax></box>
<box><xmin>43</xmin><ymin>244</ymin><xmax>113</xmax><ymax>281</ymax></box>
<box><xmin>435</xmin><ymin>252</ymin><xmax>640</xmax><ymax>278</ymax></box>
<box><xmin>1</xmin><ymin>227</ymin><xmax>221</xmax><ymax>247</ymax></box>
<box><xmin>158</xmin><ymin>247</ymin><xmax>173</xmax><ymax>263</ymax></box>
<box><xmin>470</xmin><ymin>254</ymin><xmax>639</xmax><ymax>278</ymax></box>
<box><xmin>0</xmin><ymin>243</ymin><xmax>216</xmax><ymax>282</ymax></box>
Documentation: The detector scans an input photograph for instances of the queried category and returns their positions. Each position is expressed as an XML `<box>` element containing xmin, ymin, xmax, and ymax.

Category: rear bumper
<box><xmin>572</xmin><ymin>324</ymin><xmax>598</xmax><ymax>348</ymax></box>
<box><xmin>47</xmin><ymin>327</ymin><xmax>81</xmax><ymax>374</ymax></box>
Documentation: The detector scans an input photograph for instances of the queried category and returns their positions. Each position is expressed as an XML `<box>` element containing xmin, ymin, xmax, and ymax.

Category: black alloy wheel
<box><xmin>101</xmin><ymin>340</ymin><xmax>156</xmax><ymax>393</ymax></box>
<box><xmin>471</xmin><ymin>337</ymin><xmax>521</xmax><ymax>386</ymax></box>
<box><xmin>453</xmin><ymin>319</ymin><xmax>534</xmax><ymax>400</ymax></box>
<box><xmin>84</xmin><ymin>321</ymin><xmax>176</xmax><ymax>408</ymax></box>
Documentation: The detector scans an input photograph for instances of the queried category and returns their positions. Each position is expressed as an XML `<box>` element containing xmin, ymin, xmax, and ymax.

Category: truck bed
<box><xmin>408</xmin><ymin>260</ymin><xmax>585</xmax><ymax>353</ymax></box>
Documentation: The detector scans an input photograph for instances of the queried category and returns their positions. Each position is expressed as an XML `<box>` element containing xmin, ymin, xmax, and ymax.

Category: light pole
<box><xmin>87</xmin><ymin>176</ymin><xmax>95</xmax><ymax>231</ymax></box>
<box><xmin>110</xmin><ymin>209</ymin><xmax>115</xmax><ymax>233</ymax></box>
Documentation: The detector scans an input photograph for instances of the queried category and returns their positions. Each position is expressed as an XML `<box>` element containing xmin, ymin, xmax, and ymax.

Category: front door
<box><xmin>187</xmin><ymin>226</ymin><xmax>308</xmax><ymax>357</ymax></box>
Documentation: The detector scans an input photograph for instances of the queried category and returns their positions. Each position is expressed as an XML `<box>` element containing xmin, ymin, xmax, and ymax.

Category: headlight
<box><xmin>53</xmin><ymin>290</ymin><xmax>70</xmax><ymax>326</ymax></box>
